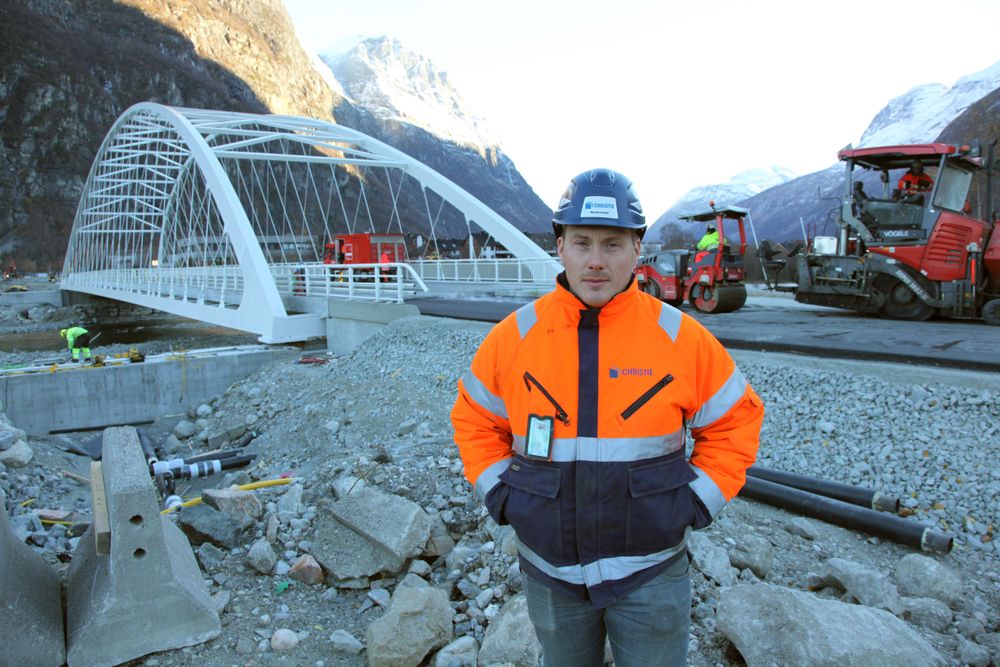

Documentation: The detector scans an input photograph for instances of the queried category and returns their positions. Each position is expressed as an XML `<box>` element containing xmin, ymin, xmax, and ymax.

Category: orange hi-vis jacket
<box><xmin>451</xmin><ymin>275</ymin><xmax>764</xmax><ymax>608</ymax></box>
<box><xmin>898</xmin><ymin>171</ymin><xmax>933</xmax><ymax>193</ymax></box>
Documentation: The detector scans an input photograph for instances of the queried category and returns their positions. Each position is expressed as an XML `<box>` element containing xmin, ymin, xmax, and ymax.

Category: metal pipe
<box><xmin>739</xmin><ymin>476</ymin><xmax>953</xmax><ymax>554</ymax></box>
<box><xmin>747</xmin><ymin>465</ymin><xmax>900</xmax><ymax>513</ymax></box>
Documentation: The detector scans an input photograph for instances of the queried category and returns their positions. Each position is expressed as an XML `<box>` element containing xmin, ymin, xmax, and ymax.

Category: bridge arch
<box><xmin>62</xmin><ymin>103</ymin><xmax>558</xmax><ymax>342</ymax></box>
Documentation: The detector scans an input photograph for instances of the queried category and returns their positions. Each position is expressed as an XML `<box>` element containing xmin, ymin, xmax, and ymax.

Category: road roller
<box><xmin>635</xmin><ymin>202</ymin><xmax>749</xmax><ymax>313</ymax></box>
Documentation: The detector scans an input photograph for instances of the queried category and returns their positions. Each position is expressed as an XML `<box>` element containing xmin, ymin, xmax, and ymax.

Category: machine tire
<box><xmin>690</xmin><ymin>283</ymin><xmax>747</xmax><ymax>313</ymax></box>
<box><xmin>880</xmin><ymin>278</ymin><xmax>934</xmax><ymax>321</ymax></box>
<box><xmin>983</xmin><ymin>299</ymin><xmax>1000</xmax><ymax>326</ymax></box>
<box><xmin>665</xmin><ymin>296</ymin><xmax>684</xmax><ymax>308</ymax></box>
<box><xmin>643</xmin><ymin>279</ymin><xmax>661</xmax><ymax>300</ymax></box>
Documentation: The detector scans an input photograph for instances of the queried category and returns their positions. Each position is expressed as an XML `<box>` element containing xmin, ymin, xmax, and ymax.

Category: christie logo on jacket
<box><xmin>609</xmin><ymin>367</ymin><xmax>654</xmax><ymax>379</ymax></box>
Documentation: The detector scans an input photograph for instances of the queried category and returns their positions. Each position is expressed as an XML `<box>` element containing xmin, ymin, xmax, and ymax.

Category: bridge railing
<box><xmin>271</xmin><ymin>263</ymin><xmax>429</xmax><ymax>303</ymax></box>
<box><xmin>408</xmin><ymin>258</ymin><xmax>558</xmax><ymax>283</ymax></box>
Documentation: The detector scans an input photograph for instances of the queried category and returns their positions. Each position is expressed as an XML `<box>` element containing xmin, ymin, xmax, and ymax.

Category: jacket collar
<box><xmin>554</xmin><ymin>272</ymin><xmax>640</xmax><ymax>317</ymax></box>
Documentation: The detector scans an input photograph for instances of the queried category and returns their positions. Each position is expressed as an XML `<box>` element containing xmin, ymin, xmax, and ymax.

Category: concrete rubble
<box><xmin>0</xmin><ymin>315</ymin><xmax>998</xmax><ymax>666</ymax></box>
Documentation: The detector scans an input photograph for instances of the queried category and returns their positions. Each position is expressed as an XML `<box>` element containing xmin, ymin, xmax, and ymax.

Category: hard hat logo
<box><xmin>581</xmin><ymin>196</ymin><xmax>619</xmax><ymax>219</ymax></box>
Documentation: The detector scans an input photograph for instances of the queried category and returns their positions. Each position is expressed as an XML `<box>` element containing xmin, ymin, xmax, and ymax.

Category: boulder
<box><xmin>477</xmin><ymin>595</ymin><xmax>542</xmax><ymax>667</ymax></box>
<box><xmin>366</xmin><ymin>586</ymin><xmax>452</xmax><ymax>667</ymax></box>
<box><xmin>813</xmin><ymin>558</ymin><xmax>903</xmax><ymax>614</ymax></box>
<box><xmin>717</xmin><ymin>583</ymin><xmax>945</xmax><ymax>667</ymax></box>
<box><xmin>894</xmin><ymin>554</ymin><xmax>962</xmax><ymax>609</ymax></box>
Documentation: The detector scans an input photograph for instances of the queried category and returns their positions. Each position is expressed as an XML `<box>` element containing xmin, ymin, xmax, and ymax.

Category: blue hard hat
<box><xmin>552</xmin><ymin>169</ymin><xmax>646</xmax><ymax>238</ymax></box>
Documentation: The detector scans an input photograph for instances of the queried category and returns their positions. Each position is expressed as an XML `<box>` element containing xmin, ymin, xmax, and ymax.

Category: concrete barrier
<box><xmin>66</xmin><ymin>427</ymin><xmax>220</xmax><ymax>666</ymax></box>
<box><xmin>0</xmin><ymin>345</ymin><xmax>299</xmax><ymax>434</ymax></box>
<box><xmin>0</xmin><ymin>489</ymin><xmax>65</xmax><ymax>667</ymax></box>
<box><xmin>325</xmin><ymin>300</ymin><xmax>420</xmax><ymax>355</ymax></box>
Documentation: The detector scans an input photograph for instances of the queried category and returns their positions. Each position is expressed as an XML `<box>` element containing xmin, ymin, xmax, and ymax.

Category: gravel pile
<box><xmin>2</xmin><ymin>314</ymin><xmax>998</xmax><ymax>666</ymax></box>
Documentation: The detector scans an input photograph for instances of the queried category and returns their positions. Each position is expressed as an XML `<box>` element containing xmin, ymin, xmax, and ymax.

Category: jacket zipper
<box><xmin>620</xmin><ymin>374</ymin><xmax>674</xmax><ymax>420</ymax></box>
<box><xmin>523</xmin><ymin>372</ymin><xmax>571</xmax><ymax>425</ymax></box>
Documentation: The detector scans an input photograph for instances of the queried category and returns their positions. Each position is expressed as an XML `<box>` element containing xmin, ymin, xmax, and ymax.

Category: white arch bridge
<box><xmin>62</xmin><ymin>103</ymin><xmax>559</xmax><ymax>342</ymax></box>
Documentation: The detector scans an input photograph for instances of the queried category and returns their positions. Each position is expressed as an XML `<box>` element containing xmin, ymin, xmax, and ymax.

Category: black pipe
<box><xmin>739</xmin><ymin>476</ymin><xmax>953</xmax><ymax>554</ymax></box>
<box><xmin>185</xmin><ymin>448</ymin><xmax>245</xmax><ymax>464</ymax></box>
<box><xmin>233</xmin><ymin>430</ymin><xmax>259</xmax><ymax>449</ymax></box>
<box><xmin>747</xmin><ymin>465</ymin><xmax>900</xmax><ymax>513</ymax></box>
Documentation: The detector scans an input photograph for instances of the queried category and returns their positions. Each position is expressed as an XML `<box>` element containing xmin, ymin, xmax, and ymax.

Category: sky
<box><xmin>283</xmin><ymin>0</ymin><xmax>1000</xmax><ymax>217</ymax></box>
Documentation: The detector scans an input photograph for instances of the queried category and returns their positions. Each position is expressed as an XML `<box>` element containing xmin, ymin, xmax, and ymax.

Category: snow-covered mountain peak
<box><xmin>319</xmin><ymin>36</ymin><xmax>498</xmax><ymax>151</ymax></box>
<box><xmin>858</xmin><ymin>59</ymin><xmax>1000</xmax><ymax>147</ymax></box>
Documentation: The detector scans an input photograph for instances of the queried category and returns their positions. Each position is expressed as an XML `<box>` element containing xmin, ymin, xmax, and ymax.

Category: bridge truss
<box><xmin>62</xmin><ymin>103</ymin><xmax>558</xmax><ymax>342</ymax></box>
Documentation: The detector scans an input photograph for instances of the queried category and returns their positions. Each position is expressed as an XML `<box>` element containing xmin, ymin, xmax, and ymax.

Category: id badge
<box><xmin>525</xmin><ymin>414</ymin><xmax>554</xmax><ymax>461</ymax></box>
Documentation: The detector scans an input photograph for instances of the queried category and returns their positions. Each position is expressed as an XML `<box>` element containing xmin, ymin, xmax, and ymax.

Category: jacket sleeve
<box><xmin>450</xmin><ymin>323</ymin><xmax>515</xmax><ymax>507</ymax></box>
<box><xmin>681</xmin><ymin>317</ymin><xmax>764</xmax><ymax>523</ymax></box>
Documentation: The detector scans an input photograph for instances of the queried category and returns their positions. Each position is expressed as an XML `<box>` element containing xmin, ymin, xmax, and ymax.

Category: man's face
<box><xmin>557</xmin><ymin>226</ymin><xmax>640</xmax><ymax>308</ymax></box>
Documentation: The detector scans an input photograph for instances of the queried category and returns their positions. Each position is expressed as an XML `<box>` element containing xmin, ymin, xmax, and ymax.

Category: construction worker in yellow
<box><xmin>60</xmin><ymin>326</ymin><xmax>94</xmax><ymax>364</ymax></box>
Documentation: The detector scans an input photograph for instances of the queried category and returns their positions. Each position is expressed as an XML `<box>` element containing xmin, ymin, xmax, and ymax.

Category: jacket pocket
<box><xmin>626</xmin><ymin>452</ymin><xmax>697</xmax><ymax>552</ymax></box>
<box><xmin>499</xmin><ymin>459</ymin><xmax>562</xmax><ymax>559</ymax></box>
<box><xmin>620</xmin><ymin>374</ymin><xmax>674</xmax><ymax>421</ymax></box>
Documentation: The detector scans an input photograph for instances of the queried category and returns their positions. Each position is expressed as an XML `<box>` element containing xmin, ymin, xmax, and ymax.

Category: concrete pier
<box><xmin>325</xmin><ymin>300</ymin><xmax>420</xmax><ymax>355</ymax></box>
<box><xmin>0</xmin><ymin>345</ymin><xmax>298</xmax><ymax>434</ymax></box>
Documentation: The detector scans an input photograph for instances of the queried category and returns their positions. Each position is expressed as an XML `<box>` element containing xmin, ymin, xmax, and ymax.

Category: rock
<box><xmin>331</xmin><ymin>475</ymin><xmax>365</xmax><ymax>499</ymax></box>
<box><xmin>270</xmin><ymin>628</ymin><xmax>299</xmax><ymax>651</ymax></box>
<box><xmin>433</xmin><ymin>635</ymin><xmax>478</xmax><ymax>667</ymax></box>
<box><xmin>409</xmin><ymin>559</ymin><xmax>433</xmax><ymax>577</ymax></box>
<box><xmin>196</xmin><ymin>403</ymin><xmax>213</xmax><ymax>418</ymax></box>
<box><xmin>202</xmin><ymin>488</ymin><xmax>263</xmax><ymax>521</ymax></box>
<box><xmin>688</xmin><ymin>532</ymin><xmax>736</xmax><ymax>586</ymax></box>
<box><xmin>978</xmin><ymin>633</ymin><xmax>1000</xmax><ymax>666</ymax></box>
<box><xmin>0</xmin><ymin>440</ymin><xmax>33</xmax><ymax>468</ymax></box>
<box><xmin>958</xmin><ymin>637</ymin><xmax>990</xmax><ymax>667</ymax></box>
<box><xmin>312</xmin><ymin>487</ymin><xmax>431</xmax><ymax>581</ymax></box>
<box><xmin>368</xmin><ymin>588</ymin><xmax>391</xmax><ymax>608</ymax></box>
<box><xmin>235</xmin><ymin>637</ymin><xmax>255</xmax><ymax>655</ymax></box>
<box><xmin>397</xmin><ymin>572</ymin><xmax>429</xmax><ymax>589</ymax></box>
<box><xmin>277</xmin><ymin>484</ymin><xmax>304</xmax><ymax>514</ymax></box>
<box><xmin>196</xmin><ymin>542</ymin><xmax>227</xmax><ymax>572</ymax></box>
<box><xmin>247</xmin><ymin>539</ymin><xmax>277</xmax><ymax>575</ymax></box>
<box><xmin>329</xmin><ymin>629</ymin><xmax>364</xmax><ymax>655</ymax></box>
<box><xmin>894</xmin><ymin>554</ymin><xmax>962</xmax><ymax>608</ymax></box>
<box><xmin>366</xmin><ymin>586</ymin><xmax>453</xmax><ymax>667</ymax></box>
<box><xmin>173</xmin><ymin>420</ymin><xmax>196</xmax><ymax>439</ymax></box>
<box><xmin>288</xmin><ymin>554</ymin><xmax>324</xmax><ymax>585</ymax></box>
<box><xmin>178</xmin><ymin>504</ymin><xmax>253</xmax><ymax>549</ymax></box>
<box><xmin>717</xmin><ymin>583</ymin><xmax>945</xmax><ymax>667</ymax></box>
<box><xmin>478</xmin><ymin>595</ymin><xmax>542</xmax><ymax>667</ymax></box>
<box><xmin>902</xmin><ymin>597</ymin><xmax>953</xmax><ymax>632</ymax></box>
<box><xmin>814</xmin><ymin>558</ymin><xmax>903</xmax><ymax>614</ymax></box>
<box><xmin>0</xmin><ymin>427</ymin><xmax>25</xmax><ymax>451</ymax></box>
<box><xmin>423</xmin><ymin>512</ymin><xmax>456</xmax><ymax>557</ymax></box>
<box><xmin>729</xmin><ymin>534</ymin><xmax>774</xmax><ymax>579</ymax></box>
<box><xmin>784</xmin><ymin>517</ymin><xmax>819</xmax><ymax>540</ymax></box>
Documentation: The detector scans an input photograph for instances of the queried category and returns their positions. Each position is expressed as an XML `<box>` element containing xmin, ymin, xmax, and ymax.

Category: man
<box><xmin>897</xmin><ymin>159</ymin><xmax>933</xmax><ymax>203</ymax></box>
<box><xmin>696</xmin><ymin>223</ymin><xmax>719</xmax><ymax>251</ymax></box>
<box><xmin>60</xmin><ymin>326</ymin><xmax>94</xmax><ymax>364</ymax></box>
<box><xmin>451</xmin><ymin>168</ymin><xmax>764</xmax><ymax>666</ymax></box>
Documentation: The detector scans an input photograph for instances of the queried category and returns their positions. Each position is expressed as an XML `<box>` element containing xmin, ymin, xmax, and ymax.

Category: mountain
<box><xmin>859</xmin><ymin>61</ymin><xmax>1000</xmax><ymax>147</ymax></box>
<box><xmin>649</xmin><ymin>60</ymin><xmax>1000</xmax><ymax>245</ymax></box>
<box><xmin>320</xmin><ymin>37</ymin><xmax>551</xmax><ymax>237</ymax></box>
<box><xmin>0</xmin><ymin>0</ymin><xmax>341</xmax><ymax>269</ymax></box>
<box><xmin>0</xmin><ymin>5</ymin><xmax>549</xmax><ymax>269</ymax></box>
<box><xmin>646</xmin><ymin>166</ymin><xmax>798</xmax><ymax>244</ymax></box>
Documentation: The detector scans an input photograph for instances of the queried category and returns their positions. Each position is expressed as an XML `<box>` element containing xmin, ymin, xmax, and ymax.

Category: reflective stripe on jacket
<box><xmin>451</xmin><ymin>275</ymin><xmax>763</xmax><ymax>607</ymax></box>
<box><xmin>65</xmin><ymin>326</ymin><xmax>88</xmax><ymax>350</ymax></box>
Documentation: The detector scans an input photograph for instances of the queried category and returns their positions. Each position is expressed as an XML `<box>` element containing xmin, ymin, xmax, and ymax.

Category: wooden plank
<box><xmin>90</xmin><ymin>461</ymin><xmax>111</xmax><ymax>555</ymax></box>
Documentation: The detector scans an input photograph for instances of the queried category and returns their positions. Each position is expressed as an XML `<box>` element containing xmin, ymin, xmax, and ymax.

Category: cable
<box><xmin>160</xmin><ymin>476</ymin><xmax>294</xmax><ymax>514</ymax></box>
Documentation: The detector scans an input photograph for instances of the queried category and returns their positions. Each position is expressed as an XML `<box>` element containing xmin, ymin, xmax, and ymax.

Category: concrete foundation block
<box><xmin>66</xmin><ymin>427</ymin><xmax>220</xmax><ymax>666</ymax></box>
<box><xmin>0</xmin><ymin>489</ymin><xmax>65</xmax><ymax>667</ymax></box>
<box><xmin>325</xmin><ymin>301</ymin><xmax>420</xmax><ymax>355</ymax></box>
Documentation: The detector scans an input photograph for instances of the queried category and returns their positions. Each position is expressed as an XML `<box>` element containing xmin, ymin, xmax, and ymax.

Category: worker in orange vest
<box><xmin>379</xmin><ymin>250</ymin><xmax>391</xmax><ymax>282</ymax></box>
<box><xmin>897</xmin><ymin>159</ymin><xmax>933</xmax><ymax>204</ymax></box>
<box><xmin>451</xmin><ymin>168</ymin><xmax>764</xmax><ymax>666</ymax></box>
